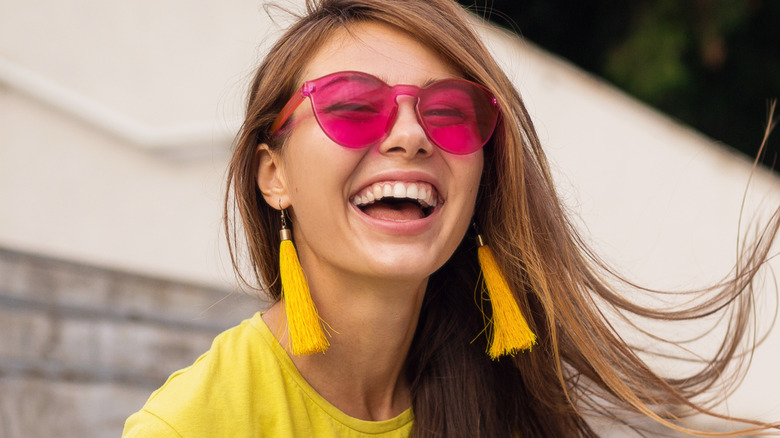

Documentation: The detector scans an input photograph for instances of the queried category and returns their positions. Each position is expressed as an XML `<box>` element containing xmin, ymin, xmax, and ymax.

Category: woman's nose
<box><xmin>378</xmin><ymin>95</ymin><xmax>433</xmax><ymax>158</ymax></box>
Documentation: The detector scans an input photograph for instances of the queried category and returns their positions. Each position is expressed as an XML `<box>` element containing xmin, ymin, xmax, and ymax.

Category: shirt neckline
<box><xmin>250</xmin><ymin>312</ymin><xmax>415</xmax><ymax>434</ymax></box>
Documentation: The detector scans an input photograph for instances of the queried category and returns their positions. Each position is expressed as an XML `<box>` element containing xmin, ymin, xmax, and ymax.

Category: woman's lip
<box><xmin>349</xmin><ymin>201</ymin><xmax>440</xmax><ymax>235</ymax></box>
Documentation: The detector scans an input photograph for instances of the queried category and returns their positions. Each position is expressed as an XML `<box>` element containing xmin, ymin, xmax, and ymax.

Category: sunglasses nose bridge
<box><xmin>378</xmin><ymin>96</ymin><xmax>433</xmax><ymax>159</ymax></box>
<box><xmin>391</xmin><ymin>86</ymin><xmax>420</xmax><ymax>109</ymax></box>
<box><xmin>389</xmin><ymin>85</ymin><xmax>423</xmax><ymax>128</ymax></box>
<box><xmin>390</xmin><ymin>92</ymin><xmax>425</xmax><ymax>137</ymax></box>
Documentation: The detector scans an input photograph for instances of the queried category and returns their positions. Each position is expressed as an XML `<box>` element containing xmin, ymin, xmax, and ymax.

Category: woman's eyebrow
<box><xmin>422</xmin><ymin>78</ymin><xmax>439</xmax><ymax>87</ymax></box>
<box><xmin>321</xmin><ymin>73</ymin><xmax>445</xmax><ymax>88</ymax></box>
<box><xmin>318</xmin><ymin>73</ymin><xmax>381</xmax><ymax>90</ymax></box>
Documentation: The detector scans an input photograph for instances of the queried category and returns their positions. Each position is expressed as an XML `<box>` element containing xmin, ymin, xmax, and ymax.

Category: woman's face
<box><xmin>264</xmin><ymin>22</ymin><xmax>484</xmax><ymax>285</ymax></box>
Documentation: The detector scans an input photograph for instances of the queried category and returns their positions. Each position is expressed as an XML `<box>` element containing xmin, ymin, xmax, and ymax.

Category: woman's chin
<box><xmin>351</xmin><ymin>253</ymin><xmax>443</xmax><ymax>285</ymax></box>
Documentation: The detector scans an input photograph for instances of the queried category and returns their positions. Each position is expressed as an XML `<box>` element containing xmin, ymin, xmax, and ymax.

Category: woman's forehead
<box><xmin>299</xmin><ymin>22</ymin><xmax>461</xmax><ymax>86</ymax></box>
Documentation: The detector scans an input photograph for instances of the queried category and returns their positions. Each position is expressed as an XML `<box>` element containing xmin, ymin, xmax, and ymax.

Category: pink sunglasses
<box><xmin>269</xmin><ymin>71</ymin><xmax>500</xmax><ymax>155</ymax></box>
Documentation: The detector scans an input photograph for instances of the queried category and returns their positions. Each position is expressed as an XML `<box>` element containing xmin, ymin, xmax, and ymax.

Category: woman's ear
<box><xmin>256</xmin><ymin>143</ymin><xmax>289</xmax><ymax>209</ymax></box>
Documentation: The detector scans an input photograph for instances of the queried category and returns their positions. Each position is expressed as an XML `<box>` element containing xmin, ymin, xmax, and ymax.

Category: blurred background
<box><xmin>0</xmin><ymin>1</ymin><xmax>778</xmax><ymax>436</ymax></box>
<box><xmin>458</xmin><ymin>0</ymin><xmax>780</xmax><ymax>171</ymax></box>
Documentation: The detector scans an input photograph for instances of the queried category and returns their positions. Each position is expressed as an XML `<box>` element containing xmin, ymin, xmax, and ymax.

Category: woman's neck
<box><xmin>262</xmin><ymin>269</ymin><xmax>426</xmax><ymax>421</ymax></box>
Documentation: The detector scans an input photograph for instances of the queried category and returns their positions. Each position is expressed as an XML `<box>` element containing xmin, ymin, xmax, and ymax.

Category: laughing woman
<box><xmin>123</xmin><ymin>0</ymin><xmax>780</xmax><ymax>436</ymax></box>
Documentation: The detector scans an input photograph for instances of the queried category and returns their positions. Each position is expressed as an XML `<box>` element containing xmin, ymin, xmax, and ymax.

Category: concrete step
<box><xmin>0</xmin><ymin>247</ymin><xmax>262</xmax><ymax>437</ymax></box>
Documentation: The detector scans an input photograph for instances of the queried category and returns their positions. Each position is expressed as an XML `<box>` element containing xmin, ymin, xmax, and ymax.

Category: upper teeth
<box><xmin>350</xmin><ymin>181</ymin><xmax>439</xmax><ymax>208</ymax></box>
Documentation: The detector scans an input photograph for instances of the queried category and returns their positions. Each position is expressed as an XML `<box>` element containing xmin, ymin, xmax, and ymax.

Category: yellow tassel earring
<box><xmin>475</xmin><ymin>225</ymin><xmax>536</xmax><ymax>359</ymax></box>
<box><xmin>278</xmin><ymin>206</ymin><xmax>329</xmax><ymax>355</ymax></box>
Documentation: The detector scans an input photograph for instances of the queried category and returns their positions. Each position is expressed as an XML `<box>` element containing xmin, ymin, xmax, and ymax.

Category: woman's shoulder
<box><xmin>122</xmin><ymin>312</ymin><xmax>284</xmax><ymax>437</ymax></box>
<box><xmin>122</xmin><ymin>312</ymin><xmax>415</xmax><ymax>437</ymax></box>
<box><xmin>150</xmin><ymin>312</ymin><xmax>277</xmax><ymax>394</ymax></box>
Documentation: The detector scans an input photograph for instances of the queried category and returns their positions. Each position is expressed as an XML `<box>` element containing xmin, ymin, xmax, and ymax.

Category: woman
<box><xmin>123</xmin><ymin>0</ymin><xmax>780</xmax><ymax>436</ymax></box>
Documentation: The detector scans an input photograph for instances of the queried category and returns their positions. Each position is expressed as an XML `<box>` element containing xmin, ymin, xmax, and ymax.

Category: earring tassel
<box><xmin>477</xmin><ymin>236</ymin><xmax>536</xmax><ymax>359</ymax></box>
<box><xmin>280</xmin><ymin>229</ymin><xmax>329</xmax><ymax>355</ymax></box>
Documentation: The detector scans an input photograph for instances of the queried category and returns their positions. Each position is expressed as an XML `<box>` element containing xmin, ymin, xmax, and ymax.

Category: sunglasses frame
<box><xmin>269</xmin><ymin>71</ymin><xmax>500</xmax><ymax>155</ymax></box>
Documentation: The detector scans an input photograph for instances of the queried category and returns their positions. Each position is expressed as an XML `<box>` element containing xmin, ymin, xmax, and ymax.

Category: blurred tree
<box><xmin>459</xmin><ymin>0</ymin><xmax>779</xmax><ymax>170</ymax></box>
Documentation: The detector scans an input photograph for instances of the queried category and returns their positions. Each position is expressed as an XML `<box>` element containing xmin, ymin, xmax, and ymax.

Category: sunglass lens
<box><xmin>419</xmin><ymin>80</ymin><xmax>498</xmax><ymax>154</ymax></box>
<box><xmin>311</xmin><ymin>74</ymin><xmax>392</xmax><ymax>148</ymax></box>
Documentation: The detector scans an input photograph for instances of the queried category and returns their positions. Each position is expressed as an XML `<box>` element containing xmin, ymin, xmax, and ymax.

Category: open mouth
<box><xmin>350</xmin><ymin>181</ymin><xmax>441</xmax><ymax>221</ymax></box>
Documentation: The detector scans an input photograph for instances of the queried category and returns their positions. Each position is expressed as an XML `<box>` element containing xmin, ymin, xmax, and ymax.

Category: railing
<box><xmin>0</xmin><ymin>57</ymin><xmax>239</xmax><ymax>159</ymax></box>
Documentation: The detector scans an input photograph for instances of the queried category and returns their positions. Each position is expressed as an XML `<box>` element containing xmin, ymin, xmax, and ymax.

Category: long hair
<box><xmin>224</xmin><ymin>0</ymin><xmax>780</xmax><ymax>436</ymax></box>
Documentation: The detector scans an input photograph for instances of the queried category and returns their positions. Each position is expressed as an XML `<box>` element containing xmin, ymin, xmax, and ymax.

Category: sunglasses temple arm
<box><xmin>270</xmin><ymin>90</ymin><xmax>306</xmax><ymax>136</ymax></box>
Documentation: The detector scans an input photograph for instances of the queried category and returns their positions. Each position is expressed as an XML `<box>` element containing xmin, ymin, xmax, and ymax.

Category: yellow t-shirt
<box><xmin>122</xmin><ymin>313</ymin><xmax>414</xmax><ymax>437</ymax></box>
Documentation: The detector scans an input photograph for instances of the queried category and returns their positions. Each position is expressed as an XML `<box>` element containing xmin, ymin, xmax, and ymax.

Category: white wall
<box><xmin>0</xmin><ymin>0</ymin><xmax>275</xmax><ymax>286</ymax></box>
<box><xmin>1</xmin><ymin>0</ymin><xmax>778</xmax><ymax>428</ymax></box>
<box><xmin>478</xmin><ymin>24</ymin><xmax>780</xmax><ymax>426</ymax></box>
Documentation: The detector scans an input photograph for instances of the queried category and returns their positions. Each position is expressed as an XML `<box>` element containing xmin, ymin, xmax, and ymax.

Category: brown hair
<box><xmin>224</xmin><ymin>0</ymin><xmax>780</xmax><ymax>436</ymax></box>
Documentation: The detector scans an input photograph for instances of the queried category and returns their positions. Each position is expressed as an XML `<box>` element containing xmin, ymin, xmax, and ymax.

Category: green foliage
<box><xmin>604</xmin><ymin>4</ymin><xmax>691</xmax><ymax>102</ymax></box>
<box><xmin>459</xmin><ymin>0</ymin><xmax>778</xmax><ymax>170</ymax></box>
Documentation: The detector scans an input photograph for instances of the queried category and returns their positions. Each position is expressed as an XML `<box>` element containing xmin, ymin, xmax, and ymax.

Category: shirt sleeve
<box><xmin>122</xmin><ymin>409</ymin><xmax>183</xmax><ymax>438</ymax></box>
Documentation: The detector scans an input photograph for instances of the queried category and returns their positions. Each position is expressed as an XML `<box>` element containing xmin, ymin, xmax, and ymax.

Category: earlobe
<box><xmin>255</xmin><ymin>143</ymin><xmax>289</xmax><ymax>209</ymax></box>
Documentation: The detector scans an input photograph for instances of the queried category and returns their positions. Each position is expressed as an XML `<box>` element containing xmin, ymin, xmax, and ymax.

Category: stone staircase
<box><xmin>0</xmin><ymin>248</ymin><xmax>261</xmax><ymax>437</ymax></box>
